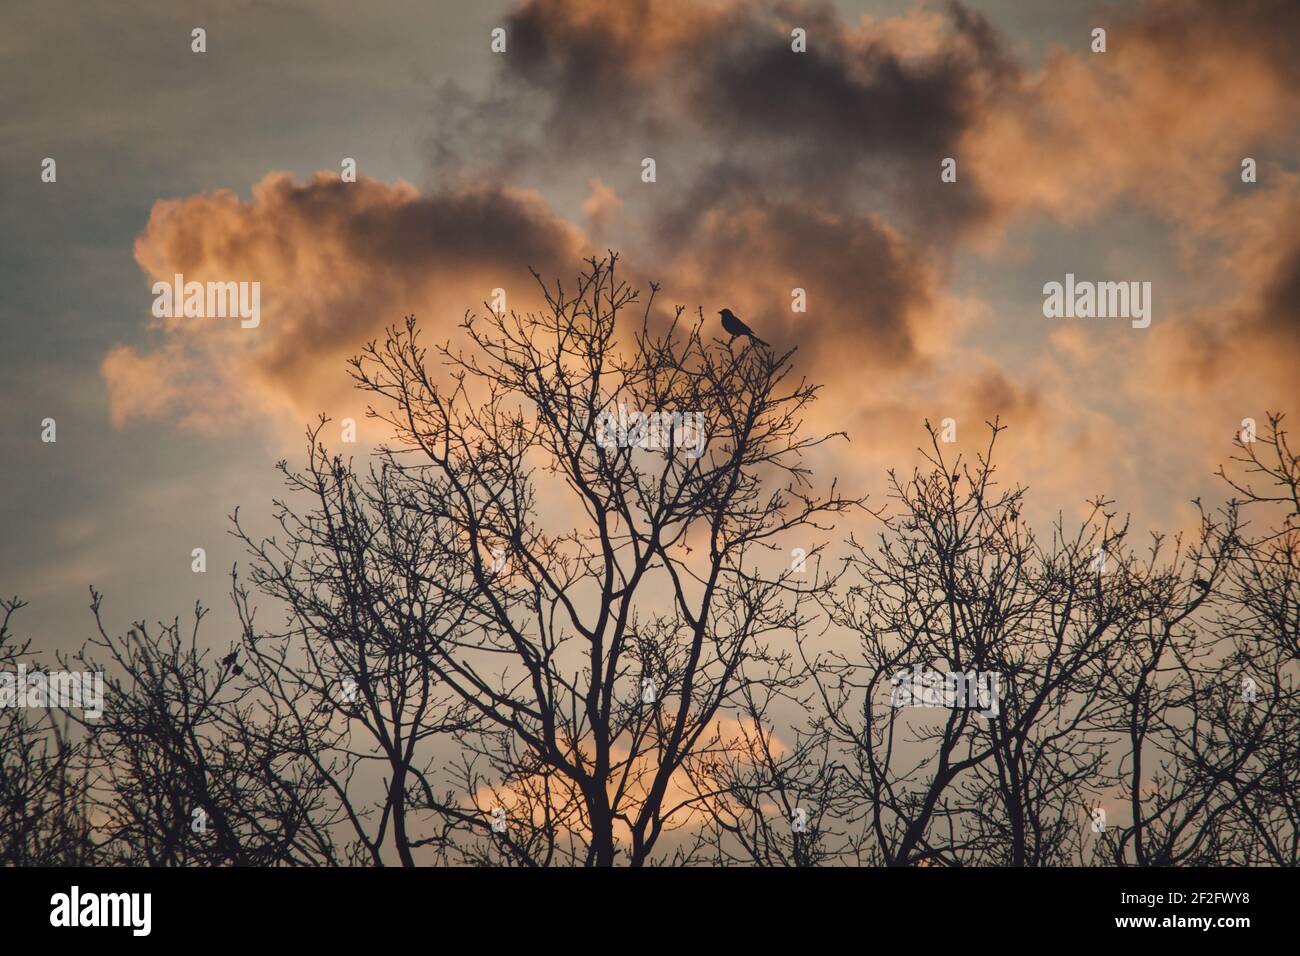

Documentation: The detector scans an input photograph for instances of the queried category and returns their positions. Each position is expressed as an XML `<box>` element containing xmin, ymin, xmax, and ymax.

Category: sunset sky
<box><xmin>3</xmin><ymin>0</ymin><xmax>1298</xmax><ymax>654</ymax></box>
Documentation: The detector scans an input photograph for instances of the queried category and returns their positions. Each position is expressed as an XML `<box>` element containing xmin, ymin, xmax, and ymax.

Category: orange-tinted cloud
<box><xmin>103</xmin><ymin>0</ymin><xmax>1300</xmax><ymax>537</ymax></box>
<box><xmin>105</xmin><ymin>172</ymin><xmax>588</xmax><ymax>433</ymax></box>
<box><xmin>964</xmin><ymin>0</ymin><xmax>1300</xmax><ymax>233</ymax></box>
<box><xmin>949</xmin><ymin>0</ymin><xmax>1300</xmax><ymax>517</ymax></box>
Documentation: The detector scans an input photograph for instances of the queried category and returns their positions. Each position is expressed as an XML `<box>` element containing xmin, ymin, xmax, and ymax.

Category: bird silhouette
<box><xmin>718</xmin><ymin>309</ymin><xmax>769</xmax><ymax>347</ymax></box>
<box><xmin>1193</xmin><ymin>578</ymin><xmax>1211</xmax><ymax>592</ymax></box>
<box><xmin>221</xmin><ymin>651</ymin><xmax>238</xmax><ymax>668</ymax></box>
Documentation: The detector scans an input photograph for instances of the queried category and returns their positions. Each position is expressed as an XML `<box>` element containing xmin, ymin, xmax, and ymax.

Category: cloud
<box><xmin>942</xmin><ymin>0</ymin><xmax>1300</xmax><ymax>519</ymax></box>
<box><xmin>105</xmin><ymin>172</ymin><xmax>588</xmax><ymax>433</ymax></box>
<box><xmin>581</xmin><ymin>178</ymin><xmax>624</xmax><ymax>241</ymax></box>
<box><xmin>964</xmin><ymin>0</ymin><xmax>1300</xmax><ymax>231</ymax></box>
<box><xmin>109</xmin><ymin>3</ymin><xmax>1003</xmax><ymax>437</ymax></box>
<box><xmin>1128</xmin><ymin>182</ymin><xmax>1300</xmax><ymax>432</ymax></box>
<box><xmin>657</xmin><ymin>189</ymin><xmax>948</xmax><ymax>376</ymax></box>
<box><xmin>100</xmin><ymin>0</ymin><xmax>1300</xmax><ymax>537</ymax></box>
<box><xmin>502</xmin><ymin>0</ymin><xmax>1014</xmax><ymax>237</ymax></box>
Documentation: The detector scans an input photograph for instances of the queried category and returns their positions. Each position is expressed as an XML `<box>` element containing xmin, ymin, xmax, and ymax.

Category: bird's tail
<box><xmin>749</xmin><ymin>333</ymin><xmax>770</xmax><ymax>348</ymax></box>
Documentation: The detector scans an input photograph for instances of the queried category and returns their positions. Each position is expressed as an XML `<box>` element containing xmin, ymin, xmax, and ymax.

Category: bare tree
<box><xmin>0</xmin><ymin>597</ymin><xmax>92</xmax><ymax>865</ymax></box>
<box><xmin>68</xmin><ymin>590</ymin><xmax>340</xmax><ymax>865</ymax></box>
<box><xmin>313</xmin><ymin>254</ymin><xmax>858</xmax><ymax>865</ymax></box>
<box><xmin>228</xmin><ymin>425</ymin><xmax>485</xmax><ymax>866</ymax></box>
<box><xmin>807</xmin><ymin>419</ymin><xmax>1299</xmax><ymax>867</ymax></box>
<box><xmin>6</xmin><ymin>263</ymin><xmax>1296</xmax><ymax>869</ymax></box>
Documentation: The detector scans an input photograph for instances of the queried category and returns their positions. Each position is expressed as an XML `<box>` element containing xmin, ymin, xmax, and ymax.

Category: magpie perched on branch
<box><xmin>719</xmin><ymin>308</ymin><xmax>769</xmax><ymax>347</ymax></box>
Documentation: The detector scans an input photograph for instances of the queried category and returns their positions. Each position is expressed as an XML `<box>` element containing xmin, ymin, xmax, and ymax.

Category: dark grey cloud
<box><xmin>496</xmin><ymin>0</ymin><xmax>1013</xmax><ymax>238</ymax></box>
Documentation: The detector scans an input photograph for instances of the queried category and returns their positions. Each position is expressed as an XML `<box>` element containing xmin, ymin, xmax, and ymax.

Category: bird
<box><xmin>221</xmin><ymin>651</ymin><xmax>238</xmax><ymax>668</ymax></box>
<box><xmin>1192</xmin><ymin>578</ymin><xmax>1211</xmax><ymax>592</ymax></box>
<box><xmin>718</xmin><ymin>309</ymin><xmax>769</xmax><ymax>347</ymax></box>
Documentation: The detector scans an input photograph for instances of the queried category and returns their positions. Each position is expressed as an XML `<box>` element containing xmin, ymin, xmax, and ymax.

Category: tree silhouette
<box><xmin>2</xmin><ymin>260</ymin><xmax>1296</xmax><ymax>867</ymax></box>
<box><xmin>224</xmin><ymin>254</ymin><xmax>853</xmax><ymax>866</ymax></box>
<box><xmin>1</xmin><ymin>597</ymin><xmax>92</xmax><ymax>865</ymax></box>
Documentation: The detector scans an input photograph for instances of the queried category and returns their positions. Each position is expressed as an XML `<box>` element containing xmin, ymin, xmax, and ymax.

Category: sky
<box><xmin>2</xmin><ymin>0</ymin><xmax>1299</xmax><ymax>656</ymax></box>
